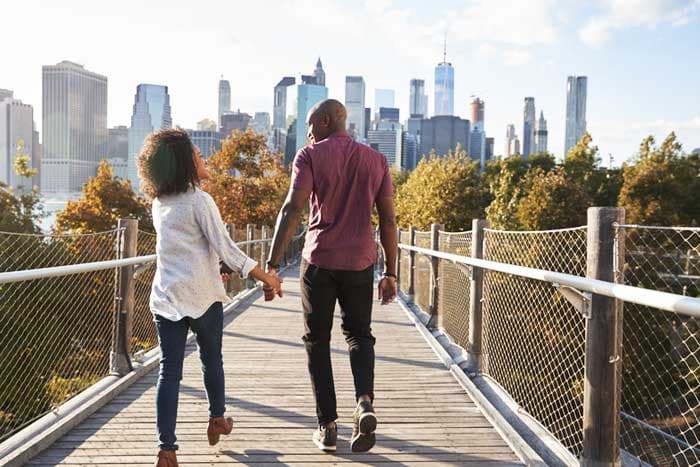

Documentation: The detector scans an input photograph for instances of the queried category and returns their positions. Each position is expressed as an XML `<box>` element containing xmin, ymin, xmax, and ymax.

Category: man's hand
<box><xmin>378</xmin><ymin>276</ymin><xmax>397</xmax><ymax>305</ymax></box>
<box><xmin>263</xmin><ymin>268</ymin><xmax>282</xmax><ymax>301</ymax></box>
<box><xmin>221</xmin><ymin>273</ymin><xmax>230</xmax><ymax>283</ymax></box>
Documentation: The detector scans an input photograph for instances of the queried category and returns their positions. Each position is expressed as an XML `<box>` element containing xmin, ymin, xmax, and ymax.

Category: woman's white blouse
<box><xmin>150</xmin><ymin>188</ymin><xmax>257</xmax><ymax>321</ymax></box>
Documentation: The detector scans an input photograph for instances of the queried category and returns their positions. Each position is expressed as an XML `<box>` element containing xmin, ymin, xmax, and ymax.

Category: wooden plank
<box><xmin>29</xmin><ymin>265</ymin><xmax>524</xmax><ymax>466</ymax></box>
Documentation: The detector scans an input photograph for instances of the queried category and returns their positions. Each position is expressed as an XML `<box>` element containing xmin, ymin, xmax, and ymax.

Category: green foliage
<box><xmin>395</xmin><ymin>147</ymin><xmax>487</xmax><ymax>231</ymax></box>
<box><xmin>619</xmin><ymin>133</ymin><xmax>700</xmax><ymax>226</ymax></box>
<box><xmin>517</xmin><ymin>167</ymin><xmax>590</xmax><ymax>230</ymax></box>
<box><xmin>0</xmin><ymin>141</ymin><xmax>44</xmax><ymax>234</ymax></box>
<box><xmin>485</xmin><ymin>167</ymin><xmax>523</xmax><ymax>230</ymax></box>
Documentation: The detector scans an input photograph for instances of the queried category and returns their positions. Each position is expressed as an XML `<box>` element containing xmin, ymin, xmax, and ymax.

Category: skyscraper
<box><xmin>108</xmin><ymin>126</ymin><xmax>128</xmax><ymax>159</ymax></box>
<box><xmin>505</xmin><ymin>124</ymin><xmax>518</xmax><ymax>157</ymax></box>
<box><xmin>314</xmin><ymin>58</ymin><xmax>326</xmax><ymax>86</ymax></box>
<box><xmin>368</xmin><ymin>120</ymin><xmax>403</xmax><ymax>168</ymax></box>
<box><xmin>128</xmin><ymin>84</ymin><xmax>172</xmax><ymax>190</ymax></box>
<box><xmin>485</xmin><ymin>137</ymin><xmax>495</xmax><ymax>162</ymax></box>
<box><xmin>220</xmin><ymin>111</ymin><xmax>251</xmax><ymax>136</ymax></box>
<box><xmin>402</xmin><ymin>132</ymin><xmax>418</xmax><ymax>171</ymax></box>
<box><xmin>470</xmin><ymin>98</ymin><xmax>485</xmax><ymax>132</ymax></box>
<box><xmin>42</xmin><ymin>61</ymin><xmax>108</xmax><ymax>194</ymax></box>
<box><xmin>218</xmin><ymin>78</ymin><xmax>231</xmax><ymax>126</ymax></box>
<box><xmin>419</xmin><ymin>115</ymin><xmax>470</xmax><ymax>160</ymax></box>
<box><xmin>378</xmin><ymin>107</ymin><xmax>400</xmax><ymax>123</ymax></box>
<box><xmin>296</xmin><ymin>77</ymin><xmax>328</xmax><ymax>151</ymax></box>
<box><xmin>273</xmin><ymin>77</ymin><xmax>295</xmax><ymax>130</ymax></box>
<box><xmin>535</xmin><ymin>111</ymin><xmax>548</xmax><ymax>154</ymax></box>
<box><xmin>197</xmin><ymin>119</ymin><xmax>217</xmax><ymax>131</ymax></box>
<box><xmin>364</xmin><ymin>107</ymin><xmax>371</xmax><ymax>140</ymax></box>
<box><xmin>565</xmin><ymin>76</ymin><xmax>587</xmax><ymax>157</ymax></box>
<box><xmin>434</xmin><ymin>40</ymin><xmax>454</xmax><ymax>116</ymax></box>
<box><xmin>0</xmin><ymin>91</ymin><xmax>36</xmax><ymax>189</ymax></box>
<box><xmin>187</xmin><ymin>129</ymin><xmax>222</xmax><ymax>158</ymax></box>
<box><xmin>345</xmin><ymin>76</ymin><xmax>366</xmax><ymax>141</ymax></box>
<box><xmin>522</xmin><ymin>97</ymin><xmax>536</xmax><ymax>159</ymax></box>
<box><xmin>409</xmin><ymin>79</ymin><xmax>428</xmax><ymax>118</ymax></box>
<box><xmin>374</xmin><ymin>89</ymin><xmax>395</xmax><ymax>110</ymax></box>
<box><xmin>251</xmin><ymin>112</ymin><xmax>271</xmax><ymax>135</ymax></box>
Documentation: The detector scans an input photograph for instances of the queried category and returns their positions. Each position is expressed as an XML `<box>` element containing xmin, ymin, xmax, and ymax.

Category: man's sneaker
<box><xmin>351</xmin><ymin>400</ymin><xmax>377</xmax><ymax>452</ymax></box>
<box><xmin>312</xmin><ymin>423</ymin><xmax>337</xmax><ymax>452</ymax></box>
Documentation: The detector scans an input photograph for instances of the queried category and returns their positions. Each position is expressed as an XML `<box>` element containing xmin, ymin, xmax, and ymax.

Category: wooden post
<box><xmin>111</xmin><ymin>218</ymin><xmax>137</xmax><ymax>376</ymax></box>
<box><xmin>224</xmin><ymin>224</ymin><xmax>236</xmax><ymax>293</ymax></box>
<box><xmin>261</xmin><ymin>226</ymin><xmax>269</xmax><ymax>268</ymax></box>
<box><xmin>396</xmin><ymin>228</ymin><xmax>402</xmax><ymax>289</ymax></box>
<box><xmin>407</xmin><ymin>226</ymin><xmax>416</xmax><ymax>303</ymax></box>
<box><xmin>246</xmin><ymin>224</ymin><xmax>255</xmax><ymax>288</ymax></box>
<box><xmin>465</xmin><ymin>219</ymin><xmax>489</xmax><ymax>374</ymax></box>
<box><xmin>428</xmin><ymin>223</ymin><xmax>442</xmax><ymax>326</ymax></box>
<box><xmin>582</xmin><ymin>207</ymin><xmax>624</xmax><ymax>467</ymax></box>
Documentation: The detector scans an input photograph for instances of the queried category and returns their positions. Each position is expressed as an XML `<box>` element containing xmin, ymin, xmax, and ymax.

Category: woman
<box><xmin>137</xmin><ymin>128</ymin><xmax>282</xmax><ymax>467</ymax></box>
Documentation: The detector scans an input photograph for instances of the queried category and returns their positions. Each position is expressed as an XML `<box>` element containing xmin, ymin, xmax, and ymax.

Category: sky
<box><xmin>2</xmin><ymin>0</ymin><xmax>699</xmax><ymax>166</ymax></box>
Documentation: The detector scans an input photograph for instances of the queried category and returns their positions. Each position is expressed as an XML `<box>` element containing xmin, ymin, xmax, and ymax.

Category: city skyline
<box><xmin>2</xmin><ymin>1</ymin><xmax>699</xmax><ymax>165</ymax></box>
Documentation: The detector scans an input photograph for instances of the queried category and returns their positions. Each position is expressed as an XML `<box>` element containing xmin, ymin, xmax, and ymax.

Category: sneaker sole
<box><xmin>358</xmin><ymin>412</ymin><xmax>377</xmax><ymax>435</ymax></box>
<box><xmin>351</xmin><ymin>431</ymin><xmax>376</xmax><ymax>452</ymax></box>
<box><xmin>312</xmin><ymin>436</ymin><xmax>337</xmax><ymax>452</ymax></box>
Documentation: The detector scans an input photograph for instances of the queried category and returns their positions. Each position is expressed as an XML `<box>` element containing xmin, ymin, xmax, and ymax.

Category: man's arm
<box><xmin>267</xmin><ymin>187</ymin><xmax>310</xmax><ymax>269</ymax></box>
<box><xmin>376</xmin><ymin>196</ymin><xmax>398</xmax><ymax>304</ymax></box>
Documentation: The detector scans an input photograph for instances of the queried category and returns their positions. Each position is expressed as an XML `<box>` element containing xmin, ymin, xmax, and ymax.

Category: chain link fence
<box><xmin>0</xmin><ymin>223</ymin><xmax>303</xmax><ymax>443</ymax></box>
<box><xmin>0</xmin><ymin>229</ymin><xmax>119</xmax><ymax>442</ymax></box>
<box><xmin>482</xmin><ymin>227</ymin><xmax>588</xmax><ymax>455</ymax></box>
<box><xmin>413</xmin><ymin>231</ymin><xmax>432</xmax><ymax>313</ymax></box>
<box><xmin>399</xmin><ymin>230</ymin><xmax>411</xmax><ymax>293</ymax></box>
<box><xmin>437</xmin><ymin>230</ymin><xmax>472</xmax><ymax>349</ymax></box>
<box><xmin>616</xmin><ymin>225</ymin><xmax>700</xmax><ymax>466</ymax></box>
<box><xmin>132</xmin><ymin>230</ymin><xmax>158</xmax><ymax>357</ymax></box>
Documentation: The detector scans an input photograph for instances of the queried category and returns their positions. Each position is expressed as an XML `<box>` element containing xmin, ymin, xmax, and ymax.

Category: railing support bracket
<box><xmin>554</xmin><ymin>283</ymin><xmax>592</xmax><ymax>319</ymax></box>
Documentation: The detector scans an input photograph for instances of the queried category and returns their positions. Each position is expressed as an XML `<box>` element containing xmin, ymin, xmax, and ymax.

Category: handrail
<box><xmin>0</xmin><ymin>255</ymin><xmax>157</xmax><ymax>285</ymax></box>
<box><xmin>0</xmin><ymin>231</ymin><xmax>306</xmax><ymax>286</ymax></box>
<box><xmin>400</xmin><ymin>243</ymin><xmax>700</xmax><ymax>318</ymax></box>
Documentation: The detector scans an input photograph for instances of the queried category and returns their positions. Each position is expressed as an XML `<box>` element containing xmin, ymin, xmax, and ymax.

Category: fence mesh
<box><xmin>399</xmin><ymin>230</ymin><xmax>410</xmax><ymax>293</ymax></box>
<box><xmin>481</xmin><ymin>227</ymin><xmax>588</xmax><ymax>455</ymax></box>
<box><xmin>132</xmin><ymin>230</ymin><xmax>158</xmax><ymax>357</ymax></box>
<box><xmin>0</xmin><ymin>229</ymin><xmax>119</xmax><ymax>442</ymax></box>
<box><xmin>437</xmin><ymin>231</ymin><xmax>472</xmax><ymax>348</ymax></box>
<box><xmin>616</xmin><ymin>225</ymin><xmax>700</xmax><ymax>466</ymax></box>
<box><xmin>414</xmin><ymin>231</ymin><xmax>432</xmax><ymax>313</ymax></box>
<box><xmin>0</xmin><ymin>223</ymin><xmax>296</xmax><ymax>444</ymax></box>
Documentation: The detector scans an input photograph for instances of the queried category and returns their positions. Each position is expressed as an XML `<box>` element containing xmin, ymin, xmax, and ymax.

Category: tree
<box><xmin>517</xmin><ymin>167</ymin><xmax>590</xmax><ymax>230</ymax></box>
<box><xmin>394</xmin><ymin>147</ymin><xmax>487</xmax><ymax>230</ymax></box>
<box><xmin>485</xmin><ymin>167</ymin><xmax>524</xmax><ymax>230</ymax></box>
<box><xmin>202</xmin><ymin>129</ymin><xmax>290</xmax><ymax>226</ymax></box>
<box><xmin>618</xmin><ymin>132</ymin><xmax>699</xmax><ymax>226</ymax></box>
<box><xmin>55</xmin><ymin>160</ymin><xmax>152</xmax><ymax>233</ymax></box>
<box><xmin>0</xmin><ymin>141</ymin><xmax>43</xmax><ymax>234</ymax></box>
<box><xmin>563</xmin><ymin>132</ymin><xmax>624</xmax><ymax>207</ymax></box>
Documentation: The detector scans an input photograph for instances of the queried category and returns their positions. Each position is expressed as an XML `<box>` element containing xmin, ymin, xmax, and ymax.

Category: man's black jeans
<box><xmin>300</xmin><ymin>259</ymin><xmax>376</xmax><ymax>425</ymax></box>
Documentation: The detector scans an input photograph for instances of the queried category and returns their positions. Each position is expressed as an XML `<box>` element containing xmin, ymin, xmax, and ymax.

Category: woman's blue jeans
<box><xmin>155</xmin><ymin>301</ymin><xmax>225</xmax><ymax>451</ymax></box>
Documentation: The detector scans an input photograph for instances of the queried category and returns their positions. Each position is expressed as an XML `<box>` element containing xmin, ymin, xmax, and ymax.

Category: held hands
<box><xmin>378</xmin><ymin>276</ymin><xmax>397</xmax><ymax>305</ymax></box>
<box><xmin>263</xmin><ymin>268</ymin><xmax>283</xmax><ymax>301</ymax></box>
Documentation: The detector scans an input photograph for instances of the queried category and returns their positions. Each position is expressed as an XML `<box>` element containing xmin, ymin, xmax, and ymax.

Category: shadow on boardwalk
<box><xmin>28</xmin><ymin>266</ymin><xmax>524</xmax><ymax>466</ymax></box>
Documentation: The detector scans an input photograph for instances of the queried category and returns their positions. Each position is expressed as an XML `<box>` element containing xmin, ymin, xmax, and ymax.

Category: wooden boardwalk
<box><xmin>30</xmin><ymin>265</ymin><xmax>525</xmax><ymax>466</ymax></box>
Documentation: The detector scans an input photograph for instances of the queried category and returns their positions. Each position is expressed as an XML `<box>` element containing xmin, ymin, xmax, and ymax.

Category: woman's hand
<box><xmin>248</xmin><ymin>265</ymin><xmax>283</xmax><ymax>300</ymax></box>
<box><xmin>263</xmin><ymin>271</ymin><xmax>283</xmax><ymax>300</ymax></box>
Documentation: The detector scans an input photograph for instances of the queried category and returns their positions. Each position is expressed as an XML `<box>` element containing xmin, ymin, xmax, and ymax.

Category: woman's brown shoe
<box><xmin>154</xmin><ymin>450</ymin><xmax>178</xmax><ymax>467</ymax></box>
<box><xmin>207</xmin><ymin>416</ymin><xmax>234</xmax><ymax>446</ymax></box>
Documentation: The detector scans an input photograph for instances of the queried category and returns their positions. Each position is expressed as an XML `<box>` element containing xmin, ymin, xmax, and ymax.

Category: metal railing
<box><xmin>392</xmin><ymin>208</ymin><xmax>699</xmax><ymax>466</ymax></box>
<box><xmin>0</xmin><ymin>221</ymin><xmax>305</xmax><ymax>443</ymax></box>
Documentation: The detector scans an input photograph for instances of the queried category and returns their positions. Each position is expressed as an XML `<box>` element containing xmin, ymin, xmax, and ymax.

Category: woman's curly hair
<box><xmin>137</xmin><ymin>128</ymin><xmax>199</xmax><ymax>199</ymax></box>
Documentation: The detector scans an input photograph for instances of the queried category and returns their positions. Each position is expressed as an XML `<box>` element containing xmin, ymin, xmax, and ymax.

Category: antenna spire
<box><xmin>443</xmin><ymin>30</ymin><xmax>447</xmax><ymax>62</ymax></box>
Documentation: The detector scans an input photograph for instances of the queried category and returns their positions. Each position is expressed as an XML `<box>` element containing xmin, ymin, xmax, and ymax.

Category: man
<box><xmin>265</xmin><ymin>99</ymin><xmax>398</xmax><ymax>453</ymax></box>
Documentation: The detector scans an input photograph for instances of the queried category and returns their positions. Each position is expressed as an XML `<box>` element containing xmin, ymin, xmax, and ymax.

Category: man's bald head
<box><xmin>306</xmin><ymin>99</ymin><xmax>347</xmax><ymax>144</ymax></box>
